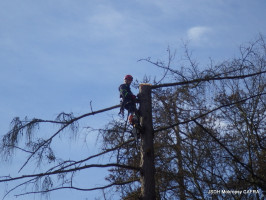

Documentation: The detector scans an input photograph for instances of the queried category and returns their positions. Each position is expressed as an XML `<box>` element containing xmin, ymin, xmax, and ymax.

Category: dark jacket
<box><xmin>119</xmin><ymin>83</ymin><xmax>134</xmax><ymax>102</ymax></box>
<box><xmin>119</xmin><ymin>83</ymin><xmax>137</xmax><ymax>113</ymax></box>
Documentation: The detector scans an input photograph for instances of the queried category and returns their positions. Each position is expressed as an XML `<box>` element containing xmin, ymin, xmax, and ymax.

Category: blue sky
<box><xmin>0</xmin><ymin>0</ymin><xmax>265</xmax><ymax>199</ymax></box>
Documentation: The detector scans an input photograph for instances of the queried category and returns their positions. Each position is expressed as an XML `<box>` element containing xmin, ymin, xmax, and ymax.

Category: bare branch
<box><xmin>2</xmin><ymin>178</ymin><xmax>36</xmax><ymax>200</ymax></box>
<box><xmin>6</xmin><ymin>145</ymin><xmax>34</xmax><ymax>154</ymax></box>
<box><xmin>90</xmin><ymin>101</ymin><xmax>94</xmax><ymax>113</ymax></box>
<box><xmin>193</xmin><ymin>120</ymin><xmax>266</xmax><ymax>190</ymax></box>
<box><xmin>47</xmin><ymin>138</ymin><xmax>135</xmax><ymax>173</ymax></box>
<box><xmin>151</xmin><ymin>70</ymin><xmax>266</xmax><ymax>89</ymax></box>
<box><xmin>154</xmin><ymin>92</ymin><xmax>266</xmax><ymax>133</ymax></box>
<box><xmin>17</xmin><ymin>104</ymin><xmax>121</xmax><ymax>172</ymax></box>
<box><xmin>0</xmin><ymin>163</ymin><xmax>140</xmax><ymax>184</ymax></box>
<box><xmin>14</xmin><ymin>179</ymin><xmax>139</xmax><ymax>198</ymax></box>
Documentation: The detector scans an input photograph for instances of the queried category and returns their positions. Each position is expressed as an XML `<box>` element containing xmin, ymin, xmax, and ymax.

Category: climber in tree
<box><xmin>119</xmin><ymin>75</ymin><xmax>138</xmax><ymax>125</ymax></box>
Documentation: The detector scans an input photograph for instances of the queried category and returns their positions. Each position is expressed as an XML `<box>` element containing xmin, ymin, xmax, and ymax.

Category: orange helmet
<box><xmin>124</xmin><ymin>75</ymin><xmax>133</xmax><ymax>81</ymax></box>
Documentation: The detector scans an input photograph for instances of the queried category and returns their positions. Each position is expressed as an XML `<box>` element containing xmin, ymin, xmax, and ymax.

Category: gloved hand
<box><xmin>132</xmin><ymin>95</ymin><xmax>140</xmax><ymax>103</ymax></box>
<box><xmin>131</xmin><ymin>95</ymin><xmax>136</xmax><ymax>100</ymax></box>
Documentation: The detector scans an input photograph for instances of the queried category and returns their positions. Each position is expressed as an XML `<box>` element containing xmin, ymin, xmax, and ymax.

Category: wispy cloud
<box><xmin>187</xmin><ymin>26</ymin><xmax>213</xmax><ymax>45</ymax></box>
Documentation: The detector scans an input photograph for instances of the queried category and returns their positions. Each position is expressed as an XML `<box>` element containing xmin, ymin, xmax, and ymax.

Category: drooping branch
<box><xmin>2</xmin><ymin>139</ymin><xmax>136</xmax><ymax>200</ymax></box>
<box><xmin>0</xmin><ymin>163</ymin><xmax>140</xmax><ymax>184</ymax></box>
<box><xmin>14</xmin><ymin>179</ymin><xmax>140</xmax><ymax>198</ymax></box>
<box><xmin>15</xmin><ymin>104</ymin><xmax>120</xmax><ymax>172</ymax></box>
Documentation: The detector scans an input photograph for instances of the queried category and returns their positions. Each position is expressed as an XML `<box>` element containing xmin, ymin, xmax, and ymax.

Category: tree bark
<box><xmin>175</xmin><ymin>127</ymin><xmax>186</xmax><ymax>200</ymax></box>
<box><xmin>139</xmin><ymin>84</ymin><xmax>156</xmax><ymax>200</ymax></box>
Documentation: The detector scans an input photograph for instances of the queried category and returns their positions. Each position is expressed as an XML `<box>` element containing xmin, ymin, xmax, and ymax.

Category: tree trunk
<box><xmin>139</xmin><ymin>84</ymin><xmax>156</xmax><ymax>200</ymax></box>
<box><xmin>173</xmin><ymin>108</ymin><xmax>186</xmax><ymax>200</ymax></box>
<box><xmin>175</xmin><ymin>127</ymin><xmax>186</xmax><ymax>200</ymax></box>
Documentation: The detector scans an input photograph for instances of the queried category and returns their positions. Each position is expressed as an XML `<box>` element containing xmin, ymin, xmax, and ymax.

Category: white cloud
<box><xmin>187</xmin><ymin>26</ymin><xmax>213</xmax><ymax>45</ymax></box>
